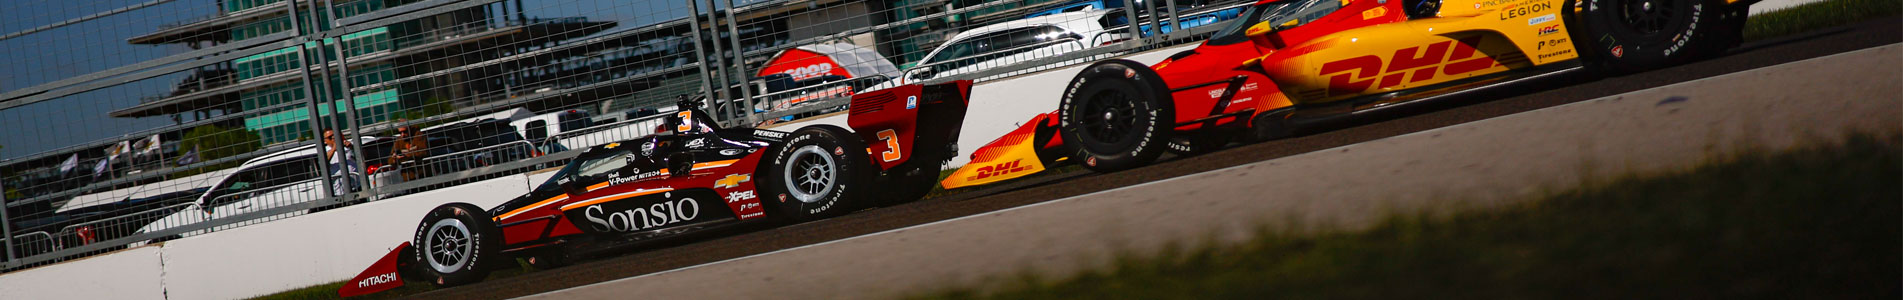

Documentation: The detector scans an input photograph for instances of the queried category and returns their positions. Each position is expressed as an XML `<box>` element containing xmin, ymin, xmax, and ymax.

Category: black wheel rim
<box><xmin>1617</xmin><ymin>0</ymin><xmax>1678</xmax><ymax>35</ymax></box>
<box><xmin>1076</xmin><ymin>89</ymin><xmax>1145</xmax><ymax>153</ymax></box>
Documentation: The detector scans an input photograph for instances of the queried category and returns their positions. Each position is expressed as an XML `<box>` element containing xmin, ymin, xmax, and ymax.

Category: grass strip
<box><xmin>1742</xmin><ymin>0</ymin><xmax>1903</xmax><ymax>41</ymax></box>
<box><xmin>908</xmin><ymin>133</ymin><xmax>1900</xmax><ymax>300</ymax></box>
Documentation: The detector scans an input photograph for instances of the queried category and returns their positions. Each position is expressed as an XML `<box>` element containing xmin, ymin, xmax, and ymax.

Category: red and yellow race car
<box><xmin>944</xmin><ymin>0</ymin><xmax>1750</xmax><ymax>188</ymax></box>
<box><xmin>339</xmin><ymin>81</ymin><xmax>969</xmax><ymax>296</ymax></box>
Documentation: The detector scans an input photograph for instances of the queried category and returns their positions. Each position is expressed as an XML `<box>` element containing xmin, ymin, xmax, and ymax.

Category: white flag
<box><xmin>59</xmin><ymin>154</ymin><xmax>78</xmax><ymax>174</ymax></box>
<box><xmin>107</xmin><ymin>140</ymin><xmax>131</xmax><ymax>161</ymax></box>
<box><xmin>93</xmin><ymin>157</ymin><xmax>111</xmax><ymax>177</ymax></box>
<box><xmin>142</xmin><ymin>134</ymin><xmax>162</xmax><ymax>155</ymax></box>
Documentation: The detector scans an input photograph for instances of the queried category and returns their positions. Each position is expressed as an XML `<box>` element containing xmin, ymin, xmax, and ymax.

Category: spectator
<box><xmin>323</xmin><ymin>130</ymin><xmax>361</xmax><ymax>196</ymax></box>
<box><xmin>389</xmin><ymin>120</ymin><xmax>429</xmax><ymax>181</ymax></box>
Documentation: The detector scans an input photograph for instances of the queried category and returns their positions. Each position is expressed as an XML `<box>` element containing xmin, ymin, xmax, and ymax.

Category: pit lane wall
<box><xmin>0</xmin><ymin>171</ymin><xmax>558</xmax><ymax>300</ymax></box>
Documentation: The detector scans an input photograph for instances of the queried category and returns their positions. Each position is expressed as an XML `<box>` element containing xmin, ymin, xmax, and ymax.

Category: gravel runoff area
<box><xmin>514</xmin><ymin>43</ymin><xmax>1901</xmax><ymax>299</ymax></box>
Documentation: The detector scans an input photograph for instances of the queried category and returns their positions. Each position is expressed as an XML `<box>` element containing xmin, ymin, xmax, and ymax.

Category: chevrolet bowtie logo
<box><xmin>714</xmin><ymin>174</ymin><xmax>751</xmax><ymax>189</ymax></box>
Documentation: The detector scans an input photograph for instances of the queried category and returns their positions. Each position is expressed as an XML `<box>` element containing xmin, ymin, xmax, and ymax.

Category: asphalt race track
<box><xmin>412</xmin><ymin>18</ymin><xmax>1903</xmax><ymax>299</ymax></box>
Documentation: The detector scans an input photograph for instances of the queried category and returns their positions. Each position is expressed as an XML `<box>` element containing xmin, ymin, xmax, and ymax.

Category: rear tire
<box><xmin>412</xmin><ymin>203</ymin><xmax>501</xmax><ymax>287</ymax></box>
<box><xmin>762</xmin><ymin>125</ymin><xmax>873</xmax><ymax>222</ymax></box>
<box><xmin>1576</xmin><ymin>0</ymin><xmax>1742</xmax><ymax>73</ymax></box>
<box><xmin>1057</xmin><ymin>60</ymin><xmax>1174</xmax><ymax>173</ymax></box>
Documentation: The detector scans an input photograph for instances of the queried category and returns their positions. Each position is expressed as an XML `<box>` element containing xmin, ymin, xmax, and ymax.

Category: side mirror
<box><xmin>1245</xmin><ymin>20</ymin><xmax>1300</xmax><ymax>49</ymax></box>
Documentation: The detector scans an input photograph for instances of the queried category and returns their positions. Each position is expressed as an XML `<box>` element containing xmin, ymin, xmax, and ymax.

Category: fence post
<box><xmin>1121</xmin><ymin>0</ymin><xmax>1146</xmax><ymax>48</ymax></box>
<box><xmin>685</xmin><ymin>0</ymin><xmax>723</xmax><ymax>123</ymax></box>
<box><xmin>1160</xmin><ymin>0</ymin><xmax>1179</xmax><ymax>40</ymax></box>
<box><xmin>694</xmin><ymin>0</ymin><xmax>739</xmax><ymax>124</ymax></box>
<box><xmin>285</xmin><ymin>4</ymin><xmax>340</xmax><ymax>208</ymax></box>
<box><xmin>720</xmin><ymin>0</ymin><xmax>759</xmax><ymax>126</ymax></box>
<box><xmin>1</xmin><ymin>180</ymin><xmax>15</xmax><ymax>264</ymax></box>
<box><xmin>313</xmin><ymin>0</ymin><xmax>372</xmax><ymax>203</ymax></box>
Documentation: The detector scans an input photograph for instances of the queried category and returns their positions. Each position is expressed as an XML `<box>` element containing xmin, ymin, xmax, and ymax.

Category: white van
<box><xmin>890</xmin><ymin>10</ymin><xmax>1129</xmax><ymax>85</ymax></box>
<box><xmin>131</xmin><ymin>137</ymin><xmax>374</xmax><ymax>244</ymax></box>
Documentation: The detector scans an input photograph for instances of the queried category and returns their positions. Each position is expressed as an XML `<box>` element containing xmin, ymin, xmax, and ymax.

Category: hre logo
<box><xmin>1318</xmin><ymin>36</ymin><xmax>1499</xmax><ymax>96</ymax></box>
<box><xmin>966</xmin><ymin>159</ymin><xmax>1030</xmax><ymax>181</ymax></box>
<box><xmin>1537</xmin><ymin>25</ymin><xmax>1560</xmax><ymax>36</ymax></box>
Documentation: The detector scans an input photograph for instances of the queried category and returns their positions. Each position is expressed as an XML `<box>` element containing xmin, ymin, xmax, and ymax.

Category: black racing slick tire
<box><xmin>1576</xmin><ymin>0</ymin><xmax>1742</xmax><ymax>73</ymax></box>
<box><xmin>763</xmin><ymin>125</ymin><xmax>873</xmax><ymax>222</ymax></box>
<box><xmin>412</xmin><ymin>203</ymin><xmax>502</xmax><ymax>287</ymax></box>
<box><xmin>1058</xmin><ymin>59</ymin><xmax>1174</xmax><ymax>173</ymax></box>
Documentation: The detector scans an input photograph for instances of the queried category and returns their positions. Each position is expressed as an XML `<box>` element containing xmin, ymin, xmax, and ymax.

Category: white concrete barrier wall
<box><xmin>0</xmin><ymin>171</ymin><xmax>557</xmax><ymax>300</ymax></box>
<box><xmin>0</xmin><ymin>246</ymin><xmax>167</xmax><ymax>300</ymax></box>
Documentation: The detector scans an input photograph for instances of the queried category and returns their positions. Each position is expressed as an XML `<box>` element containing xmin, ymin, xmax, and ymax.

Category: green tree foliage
<box><xmin>183</xmin><ymin>125</ymin><xmax>263</xmax><ymax>163</ymax></box>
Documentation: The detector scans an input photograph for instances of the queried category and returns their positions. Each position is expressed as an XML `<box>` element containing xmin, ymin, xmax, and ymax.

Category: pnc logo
<box><xmin>714</xmin><ymin>174</ymin><xmax>751</xmax><ymax>189</ymax></box>
<box><xmin>967</xmin><ymin>159</ymin><xmax>1030</xmax><ymax>181</ymax></box>
<box><xmin>1318</xmin><ymin>36</ymin><xmax>1500</xmax><ymax>96</ymax></box>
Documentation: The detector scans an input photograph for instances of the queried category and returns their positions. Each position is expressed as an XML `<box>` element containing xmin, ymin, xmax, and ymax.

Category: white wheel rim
<box><xmin>426</xmin><ymin>218</ymin><xmax>473</xmax><ymax>273</ymax></box>
<box><xmin>783</xmin><ymin>145</ymin><xmax>837</xmax><ymax>203</ymax></box>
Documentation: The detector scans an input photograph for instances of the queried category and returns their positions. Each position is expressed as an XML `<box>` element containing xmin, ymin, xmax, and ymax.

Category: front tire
<box><xmin>1576</xmin><ymin>0</ymin><xmax>1742</xmax><ymax>73</ymax></box>
<box><xmin>412</xmin><ymin>203</ymin><xmax>502</xmax><ymax>287</ymax></box>
<box><xmin>1058</xmin><ymin>60</ymin><xmax>1174</xmax><ymax>173</ymax></box>
<box><xmin>762</xmin><ymin>125</ymin><xmax>873</xmax><ymax>222</ymax></box>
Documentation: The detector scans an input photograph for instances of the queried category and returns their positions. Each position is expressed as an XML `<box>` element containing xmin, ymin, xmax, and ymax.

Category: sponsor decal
<box><xmin>357</xmin><ymin>272</ymin><xmax>397</xmax><ymax>288</ymax></box>
<box><xmin>1537</xmin><ymin>25</ymin><xmax>1560</xmax><ymax>36</ymax></box>
<box><xmin>1231</xmin><ymin>97</ymin><xmax>1253</xmax><ymax>105</ymax></box>
<box><xmin>1611</xmin><ymin>45</ymin><xmax>1625</xmax><ymax>58</ymax></box>
<box><xmin>1537</xmin><ymin>37</ymin><xmax>1568</xmax><ymax>49</ymax></box>
<box><xmin>1317</xmin><ymin>36</ymin><xmax>1498</xmax><ymax>95</ymax></box>
<box><xmin>737</xmin><ymin>202</ymin><xmax>760</xmax><ymax>212</ymax></box>
<box><xmin>581</xmin><ymin>197</ymin><xmax>701</xmax><ymax>232</ymax></box>
<box><xmin>605</xmin><ymin>142</ymin><xmax>620</xmax><ymax>149</ymax></box>
<box><xmin>725</xmin><ymin>190</ymin><xmax>757</xmax><ymax>203</ymax></box>
<box><xmin>778</xmin><ymin>193</ymin><xmax>788</xmax><ymax>202</ymax></box>
<box><xmin>1536</xmin><ymin>48</ymin><xmax>1574</xmax><ymax>60</ymax></box>
<box><xmin>1362</xmin><ymin>6</ymin><xmax>1387</xmax><ymax>20</ymax></box>
<box><xmin>966</xmin><ymin>159</ymin><xmax>1031</xmax><ymax>181</ymax></box>
<box><xmin>754</xmin><ymin>130</ymin><xmax>787</xmax><ymax>139</ymax></box>
<box><xmin>685</xmin><ymin>138</ymin><xmax>706</xmax><ymax>149</ymax></box>
<box><xmin>780</xmin><ymin>63</ymin><xmax>836</xmax><ymax>81</ymax></box>
<box><xmin>714</xmin><ymin>174</ymin><xmax>752</xmax><ymax>189</ymax></box>
<box><xmin>1476</xmin><ymin>0</ymin><xmax>1519</xmax><ymax>8</ymax></box>
<box><xmin>906</xmin><ymin>95</ymin><xmax>918</xmax><ymax>109</ymax></box>
<box><xmin>1526</xmin><ymin>13</ymin><xmax>1556</xmax><ymax>25</ymax></box>
<box><xmin>1500</xmin><ymin>2</ymin><xmax>1551</xmax><ymax>20</ymax></box>
<box><xmin>833</xmin><ymin>147</ymin><xmax>844</xmax><ymax>156</ymax></box>
<box><xmin>641</xmin><ymin>141</ymin><xmax>656</xmax><ymax>156</ymax></box>
<box><xmin>1241</xmin><ymin>82</ymin><xmax>1259</xmax><ymax>92</ymax></box>
<box><xmin>720</xmin><ymin>149</ymin><xmax>744</xmax><ymax>155</ymax></box>
<box><xmin>1207</xmin><ymin>88</ymin><xmax>1225</xmax><ymax>98</ymax></box>
<box><xmin>1086</xmin><ymin>156</ymin><xmax>1098</xmax><ymax>167</ymax></box>
<box><xmin>1123</xmin><ymin>68</ymin><xmax>1136</xmax><ymax>78</ymax></box>
<box><xmin>740</xmin><ymin>212</ymin><xmax>764</xmax><ymax>219</ymax></box>
<box><xmin>610</xmin><ymin>170</ymin><xmax>666</xmax><ymax>185</ymax></box>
